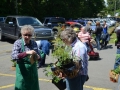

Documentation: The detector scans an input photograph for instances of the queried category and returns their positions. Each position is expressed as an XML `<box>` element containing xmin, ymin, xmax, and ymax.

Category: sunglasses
<box><xmin>23</xmin><ymin>34</ymin><xmax>32</xmax><ymax>37</ymax></box>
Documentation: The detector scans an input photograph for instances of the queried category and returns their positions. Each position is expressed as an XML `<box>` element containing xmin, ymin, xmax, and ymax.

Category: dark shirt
<box><xmin>95</xmin><ymin>26</ymin><xmax>103</xmax><ymax>35</ymax></box>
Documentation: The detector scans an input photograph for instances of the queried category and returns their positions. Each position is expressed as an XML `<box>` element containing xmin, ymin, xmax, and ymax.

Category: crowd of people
<box><xmin>78</xmin><ymin>20</ymin><xmax>110</xmax><ymax>51</ymax></box>
<box><xmin>10</xmin><ymin>20</ymin><xmax>118</xmax><ymax>90</ymax></box>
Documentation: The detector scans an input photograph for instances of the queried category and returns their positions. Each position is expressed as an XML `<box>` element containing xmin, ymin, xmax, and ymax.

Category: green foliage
<box><xmin>52</xmin><ymin>38</ymin><xmax>72</xmax><ymax>66</ymax></box>
<box><xmin>0</xmin><ymin>0</ymin><xmax>105</xmax><ymax>19</ymax></box>
<box><xmin>11</xmin><ymin>60</ymin><xmax>16</xmax><ymax>67</ymax></box>
<box><xmin>107</xmin><ymin>0</ymin><xmax>120</xmax><ymax>16</ymax></box>
<box><xmin>43</xmin><ymin>65</ymin><xmax>53</xmax><ymax>77</ymax></box>
<box><xmin>116</xmin><ymin>54</ymin><xmax>120</xmax><ymax>61</ymax></box>
<box><xmin>113</xmin><ymin>66</ymin><xmax>120</xmax><ymax>74</ymax></box>
<box><xmin>109</xmin><ymin>33</ymin><xmax>116</xmax><ymax>43</ymax></box>
<box><xmin>43</xmin><ymin>64</ymin><xmax>62</xmax><ymax>83</ymax></box>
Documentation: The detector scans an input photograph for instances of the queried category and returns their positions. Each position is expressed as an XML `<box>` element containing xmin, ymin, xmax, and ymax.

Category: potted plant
<box><xmin>11</xmin><ymin>59</ymin><xmax>16</xmax><ymax>71</ymax></box>
<box><xmin>43</xmin><ymin>65</ymin><xmax>66</xmax><ymax>90</ymax></box>
<box><xmin>52</xmin><ymin>37</ymin><xmax>81</xmax><ymax>76</ymax></box>
<box><xmin>43</xmin><ymin>25</ymin><xmax>81</xmax><ymax>90</ymax></box>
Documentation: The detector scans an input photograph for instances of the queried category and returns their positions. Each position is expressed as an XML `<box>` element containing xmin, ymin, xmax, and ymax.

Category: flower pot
<box><xmin>11</xmin><ymin>66</ymin><xmax>16</xmax><ymax>71</ymax></box>
<box><xmin>61</xmin><ymin>60</ymin><xmax>81</xmax><ymax>79</ymax></box>
<box><xmin>52</xmin><ymin>77</ymin><xmax>66</xmax><ymax>90</ymax></box>
<box><xmin>51</xmin><ymin>60</ymin><xmax>81</xmax><ymax>79</ymax></box>
<box><xmin>62</xmin><ymin>61</ymin><xmax>74</xmax><ymax>69</ymax></box>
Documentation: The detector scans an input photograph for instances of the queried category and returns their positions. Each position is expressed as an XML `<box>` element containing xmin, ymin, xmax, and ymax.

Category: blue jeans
<box><xmin>65</xmin><ymin>75</ymin><xmax>87</xmax><ymax>90</ymax></box>
<box><xmin>84</xmin><ymin>43</ymin><xmax>91</xmax><ymax>52</ymax></box>
<box><xmin>95</xmin><ymin>34</ymin><xmax>101</xmax><ymax>50</ymax></box>
<box><xmin>117</xmin><ymin>48</ymin><xmax>120</xmax><ymax>54</ymax></box>
<box><xmin>114</xmin><ymin>49</ymin><xmax>120</xmax><ymax>69</ymax></box>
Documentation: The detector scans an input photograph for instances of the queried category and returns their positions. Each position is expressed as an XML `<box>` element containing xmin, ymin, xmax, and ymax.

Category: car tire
<box><xmin>0</xmin><ymin>28</ymin><xmax>4</xmax><ymax>41</ymax></box>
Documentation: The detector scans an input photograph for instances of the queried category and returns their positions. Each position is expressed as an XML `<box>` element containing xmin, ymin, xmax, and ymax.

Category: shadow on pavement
<box><xmin>89</xmin><ymin>57</ymin><xmax>102</xmax><ymax>61</ymax></box>
<box><xmin>1</xmin><ymin>38</ymin><xmax>15</xmax><ymax>44</ymax></box>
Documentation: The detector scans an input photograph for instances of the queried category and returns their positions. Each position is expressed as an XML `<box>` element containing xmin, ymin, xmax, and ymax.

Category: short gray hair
<box><xmin>60</xmin><ymin>28</ymin><xmax>76</xmax><ymax>43</ymax></box>
<box><xmin>21</xmin><ymin>25</ymin><xmax>34</xmax><ymax>35</ymax></box>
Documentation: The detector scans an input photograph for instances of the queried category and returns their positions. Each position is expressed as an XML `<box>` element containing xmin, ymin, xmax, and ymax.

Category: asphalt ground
<box><xmin>0</xmin><ymin>39</ymin><xmax>119</xmax><ymax>90</ymax></box>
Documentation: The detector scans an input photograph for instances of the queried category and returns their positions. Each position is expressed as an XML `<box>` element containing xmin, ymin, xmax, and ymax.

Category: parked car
<box><xmin>65</xmin><ymin>21</ymin><xmax>83</xmax><ymax>29</ymax></box>
<box><xmin>0</xmin><ymin>16</ymin><xmax>54</xmax><ymax>41</ymax></box>
<box><xmin>43</xmin><ymin>17</ymin><xmax>65</xmax><ymax>28</ymax></box>
<box><xmin>43</xmin><ymin>17</ymin><xmax>65</xmax><ymax>38</ymax></box>
<box><xmin>72</xmin><ymin>19</ymin><xmax>86</xmax><ymax>26</ymax></box>
<box><xmin>0</xmin><ymin>17</ymin><xmax>6</xmax><ymax>23</ymax></box>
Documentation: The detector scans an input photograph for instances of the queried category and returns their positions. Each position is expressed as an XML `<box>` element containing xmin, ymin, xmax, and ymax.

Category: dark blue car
<box><xmin>43</xmin><ymin>17</ymin><xmax>65</xmax><ymax>28</ymax></box>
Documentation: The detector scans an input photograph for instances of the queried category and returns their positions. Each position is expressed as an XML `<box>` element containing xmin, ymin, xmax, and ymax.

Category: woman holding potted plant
<box><xmin>59</xmin><ymin>28</ymin><xmax>88</xmax><ymax>90</ymax></box>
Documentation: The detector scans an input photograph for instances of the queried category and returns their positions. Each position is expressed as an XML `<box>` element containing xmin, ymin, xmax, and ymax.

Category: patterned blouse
<box><xmin>11</xmin><ymin>39</ymin><xmax>39</xmax><ymax>61</ymax></box>
<box><xmin>71</xmin><ymin>38</ymin><xmax>88</xmax><ymax>75</ymax></box>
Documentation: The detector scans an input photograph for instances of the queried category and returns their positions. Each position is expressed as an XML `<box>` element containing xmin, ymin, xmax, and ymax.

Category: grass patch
<box><xmin>108</xmin><ymin>27</ymin><xmax>115</xmax><ymax>35</ymax></box>
<box><xmin>109</xmin><ymin>33</ymin><xmax>116</xmax><ymax>44</ymax></box>
<box><xmin>108</xmin><ymin>23</ymin><xmax>120</xmax><ymax>44</ymax></box>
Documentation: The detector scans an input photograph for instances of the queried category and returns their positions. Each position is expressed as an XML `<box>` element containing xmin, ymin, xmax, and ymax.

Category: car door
<box><xmin>4</xmin><ymin>17</ymin><xmax>17</xmax><ymax>38</ymax></box>
<box><xmin>10</xmin><ymin>18</ymin><xmax>18</xmax><ymax>36</ymax></box>
<box><xmin>3</xmin><ymin>17</ymin><xmax>12</xmax><ymax>34</ymax></box>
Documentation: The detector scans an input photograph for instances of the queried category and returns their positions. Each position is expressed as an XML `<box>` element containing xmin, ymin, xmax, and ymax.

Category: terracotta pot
<box><xmin>11</xmin><ymin>66</ymin><xmax>16</xmax><ymax>71</ymax></box>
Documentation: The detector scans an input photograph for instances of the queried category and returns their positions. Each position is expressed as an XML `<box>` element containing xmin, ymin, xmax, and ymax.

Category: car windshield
<box><xmin>51</xmin><ymin>18</ymin><xmax>65</xmax><ymax>23</ymax></box>
<box><xmin>17</xmin><ymin>17</ymin><xmax>43</xmax><ymax>26</ymax></box>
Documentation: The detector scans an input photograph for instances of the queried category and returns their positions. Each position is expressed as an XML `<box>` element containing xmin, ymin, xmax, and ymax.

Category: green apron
<box><xmin>15</xmin><ymin>39</ymin><xmax>40</xmax><ymax>90</ymax></box>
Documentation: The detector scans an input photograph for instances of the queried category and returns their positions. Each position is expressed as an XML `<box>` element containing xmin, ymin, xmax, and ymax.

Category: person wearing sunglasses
<box><xmin>11</xmin><ymin>25</ymin><xmax>40</xmax><ymax>90</ymax></box>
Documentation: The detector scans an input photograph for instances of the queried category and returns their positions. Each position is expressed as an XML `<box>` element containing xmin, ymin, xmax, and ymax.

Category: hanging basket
<box><xmin>51</xmin><ymin>60</ymin><xmax>81</xmax><ymax>79</ymax></box>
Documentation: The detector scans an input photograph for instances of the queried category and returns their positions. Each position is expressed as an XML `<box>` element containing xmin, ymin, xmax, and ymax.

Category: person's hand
<box><xmin>37</xmin><ymin>54</ymin><xmax>40</xmax><ymax>60</ymax></box>
<box><xmin>58</xmin><ymin>72</ymin><xmax>66</xmax><ymax>79</ymax></box>
<box><xmin>26</xmin><ymin>50</ymin><xmax>36</xmax><ymax>55</ymax></box>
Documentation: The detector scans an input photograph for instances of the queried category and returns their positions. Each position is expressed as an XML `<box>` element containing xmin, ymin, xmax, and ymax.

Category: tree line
<box><xmin>107</xmin><ymin>0</ymin><xmax>120</xmax><ymax>16</ymax></box>
<box><xmin>0</xmin><ymin>0</ymin><xmax>105</xmax><ymax>21</ymax></box>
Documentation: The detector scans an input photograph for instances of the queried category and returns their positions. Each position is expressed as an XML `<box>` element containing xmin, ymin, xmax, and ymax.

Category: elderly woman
<box><xmin>11</xmin><ymin>25</ymin><xmax>40</xmax><ymax>90</ymax></box>
<box><xmin>60</xmin><ymin>28</ymin><xmax>88</xmax><ymax>90</ymax></box>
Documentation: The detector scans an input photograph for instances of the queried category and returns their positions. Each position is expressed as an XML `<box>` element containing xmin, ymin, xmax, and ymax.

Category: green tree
<box><xmin>0</xmin><ymin>0</ymin><xmax>16</xmax><ymax>16</ymax></box>
<box><xmin>0</xmin><ymin>0</ymin><xmax>105</xmax><ymax>19</ymax></box>
<box><xmin>107</xmin><ymin>0</ymin><xmax>120</xmax><ymax>16</ymax></box>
